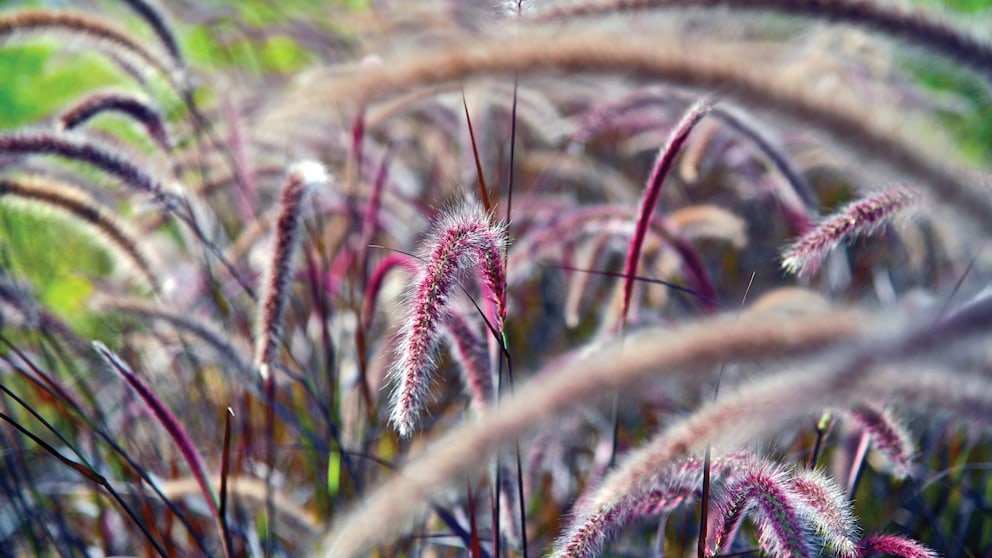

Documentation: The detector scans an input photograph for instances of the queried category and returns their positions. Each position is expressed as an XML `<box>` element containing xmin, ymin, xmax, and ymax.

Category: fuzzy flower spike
<box><xmin>782</xmin><ymin>185</ymin><xmax>919</xmax><ymax>278</ymax></box>
<box><xmin>389</xmin><ymin>201</ymin><xmax>506</xmax><ymax>437</ymax></box>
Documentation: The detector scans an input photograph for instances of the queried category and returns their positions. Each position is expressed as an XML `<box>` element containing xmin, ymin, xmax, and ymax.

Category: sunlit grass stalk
<box><xmin>0</xmin><ymin>176</ymin><xmax>160</xmax><ymax>292</ymax></box>
<box><xmin>297</xmin><ymin>34</ymin><xmax>990</xmax><ymax>234</ymax></box>
<box><xmin>0</xmin><ymin>9</ymin><xmax>179</xmax><ymax>84</ymax></box>
<box><xmin>118</xmin><ymin>0</ymin><xmax>184</xmax><ymax>69</ymax></box>
<box><xmin>318</xmin><ymin>293</ymin><xmax>992</xmax><ymax>556</ymax></box>
<box><xmin>528</xmin><ymin>0</ymin><xmax>992</xmax><ymax>84</ymax></box>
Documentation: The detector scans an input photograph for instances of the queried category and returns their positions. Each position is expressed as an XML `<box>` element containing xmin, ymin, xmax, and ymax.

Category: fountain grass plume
<box><xmin>789</xmin><ymin>468</ymin><xmax>859</xmax><ymax>558</ymax></box>
<box><xmin>388</xmin><ymin>201</ymin><xmax>506</xmax><ymax>437</ymax></box>
<box><xmin>442</xmin><ymin>310</ymin><xmax>493</xmax><ymax>410</ymax></box>
<box><xmin>58</xmin><ymin>89</ymin><xmax>171</xmax><ymax>152</ymax></box>
<box><xmin>555</xmin><ymin>452</ymin><xmax>859</xmax><ymax>558</ymax></box>
<box><xmin>708</xmin><ymin>458</ymin><xmax>814</xmax><ymax>557</ymax></box>
<box><xmin>621</xmin><ymin>96</ymin><xmax>712</xmax><ymax>326</ymax></box>
<box><xmin>782</xmin><ymin>186</ymin><xmax>919</xmax><ymax>278</ymax></box>
<box><xmin>0</xmin><ymin>131</ymin><xmax>173</xmax><ymax>207</ymax></box>
<box><xmin>0</xmin><ymin>176</ymin><xmax>160</xmax><ymax>292</ymax></box>
<box><xmin>844</xmin><ymin>404</ymin><xmax>915</xmax><ymax>479</ymax></box>
<box><xmin>319</xmin><ymin>308</ymin><xmax>864</xmax><ymax>556</ymax></box>
<box><xmin>253</xmin><ymin>161</ymin><xmax>330</xmax><ymax>379</ymax></box>
<box><xmin>856</xmin><ymin>533</ymin><xmax>938</xmax><ymax>558</ymax></box>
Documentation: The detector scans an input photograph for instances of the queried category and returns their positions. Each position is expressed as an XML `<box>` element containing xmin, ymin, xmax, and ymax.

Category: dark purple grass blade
<box><xmin>220</xmin><ymin>407</ymin><xmax>235</xmax><ymax>556</ymax></box>
<box><xmin>0</xmin><ymin>405</ymin><xmax>169</xmax><ymax>557</ymax></box>
<box><xmin>620</xmin><ymin>97</ymin><xmax>713</xmax><ymax>328</ymax></box>
<box><xmin>462</xmin><ymin>89</ymin><xmax>492</xmax><ymax>213</ymax></box>
<box><xmin>92</xmin><ymin>342</ymin><xmax>225</xmax><ymax>546</ymax></box>
<box><xmin>548</xmin><ymin>263</ymin><xmax>721</xmax><ymax>307</ymax></box>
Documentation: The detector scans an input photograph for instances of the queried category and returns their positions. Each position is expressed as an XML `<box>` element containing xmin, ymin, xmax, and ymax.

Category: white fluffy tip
<box><xmin>290</xmin><ymin>160</ymin><xmax>331</xmax><ymax>188</ymax></box>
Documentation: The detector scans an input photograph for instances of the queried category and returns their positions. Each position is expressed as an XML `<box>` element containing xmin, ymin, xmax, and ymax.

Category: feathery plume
<box><xmin>857</xmin><ymin>533</ymin><xmax>938</xmax><ymax>558</ymax></box>
<box><xmin>788</xmin><ymin>468</ymin><xmax>859</xmax><ymax>558</ymax></box>
<box><xmin>253</xmin><ymin>161</ymin><xmax>329</xmax><ymax>379</ymax></box>
<box><xmin>844</xmin><ymin>404</ymin><xmax>916</xmax><ymax>479</ymax></box>
<box><xmin>287</xmin><ymin>34</ymin><xmax>990</xmax><ymax>234</ymax></box>
<box><xmin>118</xmin><ymin>0</ymin><xmax>184</xmax><ymax>69</ymax></box>
<box><xmin>442</xmin><ymin>310</ymin><xmax>493</xmax><ymax>411</ymax></box>
<box><xmin>58</xmin><ymin>89</ymin><xmax>171</xmax><ymax>151</ymax></box>
<box><xmin>389</xmin><ymin>202</ymin><xmax>506</xmax><ymax>437</ymax></box>
<box><xmin>554</xmin><ymin>454</ymin><xmax>716</xmax><ymax>558</ymax></box>
<box><xmin>317</xmin><ymin>293</ymin><xmax>992</xmax><ymax>556</ymax></box>
<box><xmin>0</xmin><ymin>132</ymin><xmax>172</xmax><ymax>206</ymax></box>
<box><xmin>709</xmin><ymin>459</ymin><xmax>814</xmax><ymax>557</ymax></box>
<box><xmin>782</xmin><ymin>186</ymin><xmax>919</xmax><ymax>278</ymax></box>
<box><xmin>621</xmin><ymin>97</ymin><xmax>712</xmax><ymax>326</ymax></box>
<box><xmin>0</xmin><ymin>176</ymin><xmax>159</xmax><ymax>292</ymax></box>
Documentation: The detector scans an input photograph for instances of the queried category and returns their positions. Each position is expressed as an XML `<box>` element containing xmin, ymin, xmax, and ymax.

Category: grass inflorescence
<box><xmin>0</xmin><ymin>1</ymin><xmax>990</xmax><ymax>557</ymax></box>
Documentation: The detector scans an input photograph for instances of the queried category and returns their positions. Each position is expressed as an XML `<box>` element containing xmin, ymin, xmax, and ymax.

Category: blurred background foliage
<box><xmin>0</xmin><ymin>1</ymin><xmax>988</xmax><ymax>335</ymax></box>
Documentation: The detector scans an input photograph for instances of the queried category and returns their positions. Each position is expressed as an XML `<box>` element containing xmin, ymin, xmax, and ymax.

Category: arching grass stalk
<box><xmin>92</xmin><ymin>341</ymin><xmax>228</xmax><ymax>557</ymax></box>
<box><xmin>620</xmin><ymin>96</ymin><xmax>712</xmax><ymax>328</ymax></box>
<box><xmin>528</xmin><ymin>0</ymin><xmax>992</xmax><ymax>86</ymax></box>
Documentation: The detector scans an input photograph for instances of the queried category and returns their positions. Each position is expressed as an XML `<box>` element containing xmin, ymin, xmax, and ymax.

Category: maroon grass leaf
<box><xmin>620</xmin><ymin>97</ymin><xmax>713</xmax><ymax>327</ymax></box>
<box><xmin>92</xmin><ymin>342</ymin><xmax>220</xmax><ymax>515</ymax></box>
<box><xmin>389</xmin><ymin>202</ymin><xmax>506</xmax><ymax>437</ymax></box>
<box><xmin>782</xmin><ymin>186</ymin><xmax>919</xmax><ymax>278</ymax></box>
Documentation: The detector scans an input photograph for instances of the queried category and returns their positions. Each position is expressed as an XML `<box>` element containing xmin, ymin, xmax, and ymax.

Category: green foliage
<box><xmin>0</xmin><ymin>45</ymin><xmax>121</xmax><ymax>129</ymax></box>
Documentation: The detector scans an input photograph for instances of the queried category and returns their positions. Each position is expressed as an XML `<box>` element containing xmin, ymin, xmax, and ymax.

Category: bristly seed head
<box><xmin>253</xmin><ymin>160</ymin><xmax>330</xmax><ymax>380</ymax></box>
<box><xmin>782</xmin><ymin>186</ymin><xmax>919</xmax><ymax>278</ymax></box>
<box><xmin>389</xmin><ymin>201</ymin><xmax>506</xmax><ymax>437</ymax></box>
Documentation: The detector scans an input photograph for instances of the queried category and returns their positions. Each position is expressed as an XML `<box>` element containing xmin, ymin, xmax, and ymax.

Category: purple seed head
<box><xmin>254</xmin><ymin>161</ymin><xmax>330</xmax><ymax>379</ymax></box>
<box><xmin>710</xmin><ymin>459</ymin><xmax>815</xmax><ymax>558</ymax></box>
<box><xmin>782</xmin><ymin>186</ymin><xmax>919</xmax><ymax>278</ymax></box>
<box><xmin>845</xmin><ymin>404</ymin><xmax>916</xmax><ymax>479</ymax></box>
<box><xmin>857</xmin><ymin>533</ymin><xmax>938</xmax><ymax>558</ymax></box>
<box><xmin>389</xmin><ymin>201</ymin><xmax>506</xmax><ymax>437</ymax></box>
